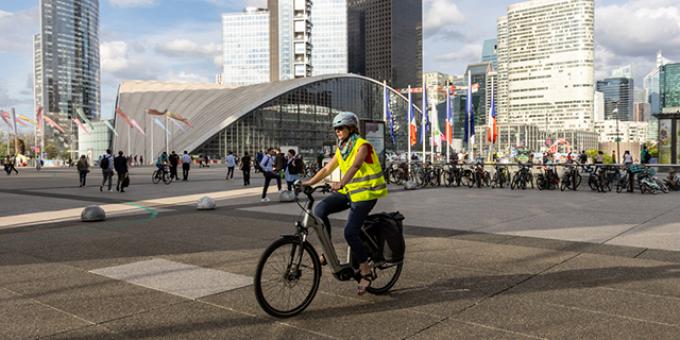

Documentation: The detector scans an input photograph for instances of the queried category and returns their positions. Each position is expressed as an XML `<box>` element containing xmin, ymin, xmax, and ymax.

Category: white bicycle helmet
<box><xmin>332</xmin><ymin>112</ymin><xmax>359</xmax><ymax>128</ymax></box>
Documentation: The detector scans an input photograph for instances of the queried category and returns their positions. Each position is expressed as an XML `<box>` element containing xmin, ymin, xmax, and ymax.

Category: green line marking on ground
<box><xmin>124</xmin><ymin>202</ymin><xmax>159</xmax><ymax>220</ymax></box>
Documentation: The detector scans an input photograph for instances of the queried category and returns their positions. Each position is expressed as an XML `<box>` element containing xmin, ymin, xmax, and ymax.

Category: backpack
<box><xmin>361</xmin><ymin>212</ymin><xmax>406</xmax><ymax>263</ymax></box>
<box><xmin>288</xmin><ymin>158</ymin><xmax>303</xmax><ymax>175</ymax></box>
<box><xmin>100</xmin><ymin>156</ymin><xmax>109</xmax><ymax>170</ymax></box>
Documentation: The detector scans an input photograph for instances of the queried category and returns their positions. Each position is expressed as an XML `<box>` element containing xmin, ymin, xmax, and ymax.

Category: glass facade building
<box><xmin>37</xmin><ymin>0</ymin><xmax>100</xmax><ymax>152</ymax></box>
<box><xmin>268</xmin><ymin>0</ymin><xmax>312</xmax><ymax>81</ymax></box>
<box><xmin>311</xmin><ymin>0</ymin><xmax>348</xmax><ymax>76</ymax></box>
<box><xmin>113</xmin><ymin>75</ymin><xmax>420</xmax><ymax>163</ymax></box>
<box><xmin>222</xmin><ymin>8</ymin><xmax>270</xmax><ymax>87</ymax></box>
<box><xmin>655</xmin><ymin>63</ymin><xmax>680</xmax><ymax>164</ymax></box>
<box><xmin>661</xmin><ymin>63</ymin><xmax>680</xmax><ymax>112</ymax></box>
<box><xmin>481</xmin><ymin>39</ymin><xmax>498</xmax><ymax>70</ymax></box>
<box><xmin>596</xmin><ymin>78</ymin><xmax>634</xmax><ymax>121</ymax></box>
<box><xmin>347</xmin><ymin>0</ymin><xmax>422</xmax><ymax>90</ymax></box>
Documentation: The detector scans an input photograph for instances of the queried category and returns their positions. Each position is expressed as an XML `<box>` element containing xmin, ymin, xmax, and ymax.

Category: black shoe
<box><xmin>99</xmin><ymin>186</ymin><xmax>103</xmax><ymax>192</ymax></box>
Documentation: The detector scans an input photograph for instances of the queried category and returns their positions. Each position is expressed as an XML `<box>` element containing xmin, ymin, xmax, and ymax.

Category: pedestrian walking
<box><xmin>284</xmin><ymin>149</ymin><xmax>303</xmax><ymax>191</ymax></box>
<box><xmin>204</xmin><ymin>154</ymin><xmax>210</xmax><ymax>167</ymax></box>
<box><xmin>225</xmin><ymin>151</ymin><xmax>236</xmax><ymax>180</ymax></box>
<box><xmin>140</xmin><ymin>155</ymin><xmax>144</xmax><ymax>165</ymax></box>
<box><xmin>240</xmin><ymin>152</ymin><xmax>251</xmax><ymax>186</ymax></box>
<box><xmin>169</xmin><ymin>151</ymin><xmax>180</xmax><ymax>180</ymax></box>
<box><xmin>3</xmin><ymin>155</ymin><xmax>9</xmax><ymax>175</ymax></box>
<box><xmin>99</xmin><ymin>149</ymin><xmax>114</xmax><ymax>192</ymax></box>
<box><xmin>134</xmin><ymin>155</ymin><xmax>138</xmax><ymax>166</ymax></box>
<box><xmin>76</xmin><ymin>155</ymin><xmax>89</xmax><ymax>187</ymax></box>
<box><xmin>181</xmin><ymin>150</ymin><xmax>191</xmax><ymax>181</ymax></box>
<box><xmin>7</xmin><ymin>155</ymin><xmax>19</xmax><ymax>175</ymax></box>
<box><xmin>260</xmin><ymin>148</ymin><xmax>281</xmax><ymax>202</ymax></box>
<box><xmin>114</xmin><ymin>151</ymin><xmax>129</xmax><ymax>192</ymax></box>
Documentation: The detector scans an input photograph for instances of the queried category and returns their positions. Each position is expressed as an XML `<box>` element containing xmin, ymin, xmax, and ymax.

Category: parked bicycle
<box><xmin>560</xmin><ymin>163</ymin><xmax>581</xmax><ymax>191</ymax></box>
<box><xmin>254</xmin><ymin>183</ymin><xmax>405</xmax><ymax>317</ymax></box>
<box><xmin>511</xmin><ymin>164</ymin><xmax>534</xmax><ymax>190</ymax></box>
<box><xmin>536</xmin><ymin>165</ymin><xmax>560</xmax><ymax>191</ymax></box>
<box><xmin>491</xmin><ymin>164</ymin><xmax>510</xmax><ymax>189</ymax></box>
<box><xmin>638</xmin><ymin>166</ymin><xmax>668</xmax><ymax>194</ymax></box>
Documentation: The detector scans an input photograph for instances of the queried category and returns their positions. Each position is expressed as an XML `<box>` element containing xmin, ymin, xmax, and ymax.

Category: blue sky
<box><xmin>1</xmin><ymin>0</ymin><xmax>679</xmax><ymax>124</ymax></box>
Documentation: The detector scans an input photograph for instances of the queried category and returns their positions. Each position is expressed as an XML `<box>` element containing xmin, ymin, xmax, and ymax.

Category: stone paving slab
<box><xmin>42</xmin><ymin>325</ymin><xmax>128</xmax><ymax>340</ymax></box>
<box><xmin>90</xmin><ymin>258</ymin><xmax>253</xmax><ymax>300</ymax></box>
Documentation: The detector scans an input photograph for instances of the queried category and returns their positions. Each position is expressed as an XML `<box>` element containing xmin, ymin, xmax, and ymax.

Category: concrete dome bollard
<box><xmin>81</xmin><ymin>205</ymin><xmax>106</xmax><ymax>222</ymax></box>
<box><xmin>279</xmin><ymin>190</ymin><xmax>296</xmax><ymax>202</ymax></box>
<box><xmin>404</xmin><ymin>180</ymin><xmax>418</xmax><ymax>190</ymax></box>
<box><xmin>197</xmin><ymin>196</ymin><xmax>216</xmax><ymax>210</ymax></box>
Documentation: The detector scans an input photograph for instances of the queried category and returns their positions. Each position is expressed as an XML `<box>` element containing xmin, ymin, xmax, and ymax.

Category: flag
<box><xmin>153</xmin><ymin>117</ymin><xmax>168</xmax><ymax>133</ymax></box>
<box><xmin>146</xmin><ymin>108</ymin><xmax>167</xmax><ymax>116</ymax></box>
<box><xmin>115</xmin><ymin>107</ymin><xmax>133</xmax><ymax>127</ymax></box>
<box><xmin>408</xmin><ymin>89</ymin><xmax>417</xmax><ymax>146</ymax></box>
<box><xmin>167</xmin><ymin>111</ymin><xmax>192</xmax><ymax>127</ymax></box>
<box><xmin>1</xmin><ymin>111</ymin><xmax>13</xmax><ymax>130</ymax></box>
<box><xmin>384</xmin><ymin>84</ymin><xmax>396</xmax><ymax>145</ymax></box>
<box><xmin>445</xmin><ymin>86</ymin><xmax>453</xmax><ymax>145</ymax></box>
<box><xmin>44</xmin><ymin>115</ymin><xmax>65</xmax><ymax>133</ymax></box>
<box><xmin>464</xmin><ymin>71</ymin><xmax>475</xmax><ymax>145</ymax></box>
<box><xmin>130</xmin><ymin>119</ymin><xmax>145</xmax><ymax>135</ymax></box>
<box><xmin>17</xmin><ymin>114</ymin><xmax>37</xmax><ymax>125</ymax></box>
<box><xmin>76</xmin><ymin>107</ymin><xmax>95</xmax><ymax>131</ymax></box>
<box><xmin>103</xmin><ymin>120</ymin><xmax>119</xmax><ymax>137</ymax></box>
<box><xmin>487</xmin><ymin>84</ymin><xmax>497</xmax><ymax>143</ymax></box>
<box><xmin>171</xmin><ymin>118</ymin><xmax>187</xmax><ymax>132</ymax></box>
<box><xmin>73</xmin><ymin>118</ymin><xmax>90</xmax><ymax>135</ymax></box>
<box><xmin>422</xmin><ymin>84</ymin><xmax>429</xmax><ymax>146</ymax></box>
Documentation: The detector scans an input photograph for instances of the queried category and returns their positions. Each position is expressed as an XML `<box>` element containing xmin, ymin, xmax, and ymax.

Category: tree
<box><xmin>44</xmin><ymin>143</ymin><xmax>59</xmax><ymax>159</ymax></box>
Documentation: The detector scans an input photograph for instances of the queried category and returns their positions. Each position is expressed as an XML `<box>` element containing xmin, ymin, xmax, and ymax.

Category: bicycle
<box><xmin>442</xmin><ymin>163</ymin><xmax>462</xmax><ymax>187</ymax></box>
<box><xmin>152</xmin><ymin>165</ymin><xmax>172</xmax><ymax>185</ymax></box>
<box><xmin>560</xmin><ymin>164</ymin><xmax>581</xmax><ymax>191</ymax></box>
<box><xmin>511</xmin><ymin>164</ymin><xmax>533</xmax><ymax>190</ymax></box>
<box><xmin>254</xmin><ymin>183</ymin><xmax>404</xmax><ymax>317</ymax></box>
<box><xmin>536</xmin><ymin>166</ymin><xmax>559</xmax><ymax>191</ymax></box>
<box><xmin>491</xmin><ymin>164</ymin><xmax>509</xmax><ymax>189</ymax></box>
<box><xmin>472</xmin><ymin>162</ymin><xmax>490</xmax><ymax>188</ymax></box>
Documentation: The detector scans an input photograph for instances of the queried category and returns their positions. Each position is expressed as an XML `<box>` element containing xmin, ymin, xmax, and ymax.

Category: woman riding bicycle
<box><xmin>302</xmin><ymin>112</ymin><xmax>388</xmax><ymax>295</ymax></box>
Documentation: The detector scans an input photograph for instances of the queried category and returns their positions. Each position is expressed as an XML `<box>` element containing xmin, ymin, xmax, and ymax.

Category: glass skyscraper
<box><xmin>347</xmin><ymin>0</ymin><xmax>422</xmax><ymax>90</ymax></box>
<box><xmin>661</xmin><ymin>63</ymin><xmax>680</xmax><ymax>112</ymax></box>
<box><xmin>311</xmin><ymin>0</ymin><xmax>348</xmax><ymax>76</ymax></box>
<box><xmin>36</xmin><ymin>0</ymin><xmax>100</xmax><ymax>151</ymax></box>
<box><xmin>222</xmin><ymin>8</ymin><xmax>270</xmax><ymax>87</ymax></box>
<box><xmin>269</xmin><ymin>0</ymin><xmax>312</xmax><ymax>81</ymax></box>
<box><xmin>596</xmin><ymin>78</ymin><xmax>634</xmax><ymax>121</ymax></box>
<box><xmin>481</xmin><ymin>39</ymin><xmax>498</xmax><ymax>70</ymax></box>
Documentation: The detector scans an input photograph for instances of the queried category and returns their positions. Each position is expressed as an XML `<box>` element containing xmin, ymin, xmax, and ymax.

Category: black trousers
<box><xmin>182</xmin><ymin>163</ymin><xmax>190</xmax><ymax>180</ymax></box>
<box><xmin>116</xmin><ymin>171</ymin><xmax>128</xmax><ymax>191</ymax></box>
<box><xmin>226</xmin><ymin>166</ymin><xmax>234</xmax><ymax>179</ymax></box>
<box><xmin>242</xmin><ymin>168</ymin><xmax>250</xmax><ymax>185</ymax></box>
<box><xmin>101</xmin><ymin>170</ymin><xmax>113</xmax><ymax>190</ymax></box>
<box><xmin>261</xmin><ymin>172</ymin><xmax>281</xmax><ymax>198</ymax></box>
<box><xmin>79</xmin><ymin>170</ymin><xmax>88</xmax><ymax>186</ymax></box>
<box><xmin>170</xmin><ymin>165</ymin><xmax>178</xmax><ymax>179</ymax></box>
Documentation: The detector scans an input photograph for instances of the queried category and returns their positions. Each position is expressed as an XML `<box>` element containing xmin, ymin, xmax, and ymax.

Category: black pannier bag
<box><xmin>361</xmin><ymin>212</ymin><xmax>405</xmax><ymax>263</ymax></box>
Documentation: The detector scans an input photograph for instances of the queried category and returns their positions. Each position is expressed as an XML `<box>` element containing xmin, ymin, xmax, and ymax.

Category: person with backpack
<box><xmin>284</xmin><ymin>149</ymin><xmax>303</xmax><ymax>191</ymax></box>
<box><xmin>114</xmin><ymin>151</ymin><xmax>129</xmax><ymax>192</ymax></box>
<box><xmin>254</xmin><ymin>151</ymin><xmax>264</xmax><ymax>173</ymax></box>
<box><xmin>99</xmin><ymin>149</ymin><xmax>114</xmax><ymax>192</ymax></box>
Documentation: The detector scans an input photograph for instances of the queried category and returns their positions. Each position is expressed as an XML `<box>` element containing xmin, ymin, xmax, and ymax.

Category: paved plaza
<box><xmin>2</xmin><ymin>167</ymin><xmax>680</xmax><ymax>339</ymax></box>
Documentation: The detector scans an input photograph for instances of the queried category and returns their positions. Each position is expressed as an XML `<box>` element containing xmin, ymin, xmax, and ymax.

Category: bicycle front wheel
<box><xmin>162</xmin><ymin>171</ymin><xmax>172</xmax><ymax>185</ymax></box>
<box><xmin>152</xmin><ymin>170</ymin><xmax>161</xmax><ymax>184</ymax></box>
<box><xmin>254</xmin><ymin>238</ymin><xmax>321</xmax><ymax>318</ymax></box>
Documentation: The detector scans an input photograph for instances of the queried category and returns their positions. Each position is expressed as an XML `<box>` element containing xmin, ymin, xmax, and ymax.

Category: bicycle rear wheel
<box><xmin>254</xmin><ymin>238</ymin><xmax>321</xmax><ymax>318</ymax></box>
<box><xmin>367</xmin><ymin>262</ymin><xmax>403</xmax><ymax>295</ymax></box>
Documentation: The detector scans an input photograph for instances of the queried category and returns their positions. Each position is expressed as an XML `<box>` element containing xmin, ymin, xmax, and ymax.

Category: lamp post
<box><xmin>613</xmin><ymin>104</ymin><xmax>620</xmax><ymax>164</ymax></box>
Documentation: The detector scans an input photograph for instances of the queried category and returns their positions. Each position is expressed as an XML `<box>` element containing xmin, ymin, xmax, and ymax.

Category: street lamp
<box><xmin>613</xmin><ymin>105</ymin><xmax>620</xmax><ymax>164</ymax></box>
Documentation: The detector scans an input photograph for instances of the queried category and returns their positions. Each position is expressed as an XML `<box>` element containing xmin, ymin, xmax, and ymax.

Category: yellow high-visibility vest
<box><xmin>336</xmin><ymin>137</ymin><xmax>388</xmax><ymax>202</ymax></box>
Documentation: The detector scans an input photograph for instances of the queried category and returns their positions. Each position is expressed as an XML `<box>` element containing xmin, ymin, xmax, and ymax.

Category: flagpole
<box><xmin>430</xmin><ymin>105</ymin><xmax>435</xmax><ymax>164</ymax></box>
<box><xmin>150</xmin><ymin>115</ymin><xmax>154</xmax><ymax>164</ymax></box>
<box><xmin>407</xmin><ymin>86</ymin><xmax>412</xmax><ymax>175</ymax></box>
<box><xmin>446</xmin><ymin>88</ymin><xmax>450</xmax><ymax>163</ymax></box>
<box><xmin>165</xmin><ymin>115</ymin><xmax>169</xmax><ymax>154</ymax></box>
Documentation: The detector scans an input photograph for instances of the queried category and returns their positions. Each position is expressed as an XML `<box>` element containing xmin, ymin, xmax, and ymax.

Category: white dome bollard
<box><xmin>81</xmin><ymin>205</ymin><xmax>106</xmax><ymax>222</ymax></box>
<box><xmin>197</xmin><ymin>196</ymin><xmax>216</xmax><ymax>210</ymax></box>
<box><xmin>404</xmin><ymin>180</ymin><xmax>418</xmax><ymax>190</ymax></box>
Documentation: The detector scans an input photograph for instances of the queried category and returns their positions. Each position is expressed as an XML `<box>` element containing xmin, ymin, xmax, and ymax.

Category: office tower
<box><xmin>660</xmin><ymin>63</ymin><xmax>680</xmax><ymax>113</ymax></box>
<box><xmin>481</xmin><ymin>39</ymin><xmax>498</xmax><ymax>70</ymax></box>
<box><xmin>222</xmin><ymin>8</ymin><xmax>270</xmax><ymax>87</ymax></box>
<box><xmin>269</xmin><ymin>0</ymin><xmax>312</xmax><ymax>81</ymax></box>
<box><xmin>496</xmin><ymin>0</ymin><xmax>594</xmax><ymax>132</ymax></box>
<box><xmin>311</xmin><ymin>0</ymin><xmax>348</xmax><ymax>75</ymax></box>
<box><xmin>596</xmin><ymin>78</ymin><xmax>634</xmax><ymax>121</ymax></box>
<box><xmin>347</xmin><ymin>0</ymin><xmax>422</xmax><ymax>90</ymax></box>
<box><xmin>36</xmin><ymin>0</ymin><xmax>101</xmax><ymax>150</ymax></box>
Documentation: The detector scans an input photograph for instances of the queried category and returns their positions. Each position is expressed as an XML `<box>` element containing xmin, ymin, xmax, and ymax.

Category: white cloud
<box><xmin>109</xmin><ymin>0</ymin><xmax>157</xmax><ymax>7</ymax></box>
<box><xmin>0</xmin><ymin>8</ymin><xmax>39</xmax><ymax>53</ymax></box>
<box><xmin>432</xmin><ymin>43</ymin><xmax>481</xmax><ymax>64</ymax></box>
<box><xmin>166</xmin><ymin>72</ymin><xmax>210</xmax><ymax>83</ymax></box>
<box><xmin>156</xmin><ymin>39</ymin><xmax>221</xmax><ymax>59</ymax></box>
<box><xmin>424</xmin><ymin>0</ymin><xmax>465</xmax><ymax>37</ymax></box>
<box><xmin>595</xmin><ymin>0</ymin><xmax>680</xmax><ymax>84</ymax></box>
<box><xmin>101</xmin><ymin>41</ymin><xmax>130</xmax><ymax>73</ymax></box>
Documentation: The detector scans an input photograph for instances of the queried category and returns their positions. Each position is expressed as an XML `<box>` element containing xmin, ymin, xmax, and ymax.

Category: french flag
<box><xmin>487</xmin><ymin>84</ymin><xmax>497</xmax><ymax>143</ymax></box>
<box><xmin>446</xmin><ymin>85</ymin><xmax>454</xmax><ymax>145</ymax></box>
<box><xmin>408</xmin><ymin>88</ymin><xmax>417</xmax><ymax>146</ymax></box>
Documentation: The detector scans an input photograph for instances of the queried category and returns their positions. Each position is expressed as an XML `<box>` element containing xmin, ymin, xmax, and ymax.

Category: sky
<box><xmin>1</xmin><ymin>0</ymin><xmax>679</xmax><ymax>124</ymax></box>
